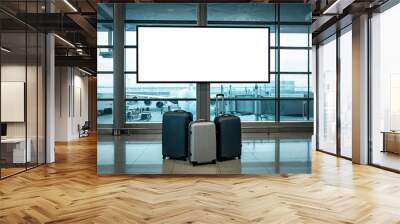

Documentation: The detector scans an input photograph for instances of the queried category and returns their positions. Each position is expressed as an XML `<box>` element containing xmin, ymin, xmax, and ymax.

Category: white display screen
<box><xmin>137</xmin><ymin>26</ymin><xmax>270</xmax><ymax>83</ymax></box>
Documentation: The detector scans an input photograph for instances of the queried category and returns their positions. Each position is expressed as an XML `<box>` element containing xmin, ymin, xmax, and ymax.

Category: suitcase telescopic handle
<box><xmin>174</xmin><ymin>109</ymin><xmax>186</xmax><ymax>113</ymax></box>
<box><xmin>215</xmin><ymin>94</ymin><xmax>225</xmax><ymax>116</ymax></box>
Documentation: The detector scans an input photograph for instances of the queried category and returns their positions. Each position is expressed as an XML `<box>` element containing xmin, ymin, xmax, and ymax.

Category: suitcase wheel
<box><xmin>192</xmin><ymin>162</ymin><xmax>198</xmax><ymax>166</ymax></box>
<box><xmin>162</xmin><ymin>155</ymin><xmax>166</xmax><ymax>160</ymax></box>
<box><xmin>212</xmin><ymin>160</ymin><xmax>216</xmax><ymax>164</ymax></box>
<box><xmin>238</xmin><ymin>155</ymin><xmax>241</xmax><ymax>160</ymax></box>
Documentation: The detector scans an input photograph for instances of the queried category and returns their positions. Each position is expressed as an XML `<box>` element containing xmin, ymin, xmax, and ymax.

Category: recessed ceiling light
<box><xmin>1</xmin><ymin>47</ymin><xmax>11</xmax><ymax>53</ymax></box>
<box><xmin>54</xmin><ymin>34</ymin><xmax>75</xmax><ymax>48</ymax></box>
<box><xmin>323</xmin><ymin>0</ymin><xmax>342</xmax><ymax>14</ymax></box>
<box><xmin>63</xmin><ymin>0</ymin><xmax>78</xmax><ymax>12</ymax></box>
<box><xmin>78</xmin><ymin>67</ymin><xmax>93</xmax><ymax>76</ymax></box>
<box><xmin>322</xmin><ymin>0</ymin><xmax>354</xmax><ymax>15</ymax></box>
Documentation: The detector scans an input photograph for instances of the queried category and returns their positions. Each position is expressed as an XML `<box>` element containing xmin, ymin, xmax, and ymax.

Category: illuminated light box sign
<box><xmin>137</xmin><ymin>26</ymin><xmax>270</xmax><ymax>83</ymax></box>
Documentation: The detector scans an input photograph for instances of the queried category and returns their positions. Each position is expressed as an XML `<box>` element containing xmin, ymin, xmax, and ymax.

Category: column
<box><xmin>352</xmin><ymin>14</ymin><xmax>369</xmax><ymax>164</ymax></box>
<box><xmin>45</xmin><ymin>1</ymin><xmax>55</xmax><ymax>163</ymax></box>
<box><xmin>113</xmin><ymin>4</ymin><xmax>125</xmax><ymax>135</ymax></box>
<box><xmin>196</xmin><ymin>3</ymin><xmax>210</xmax><ymax>120</ymax></box>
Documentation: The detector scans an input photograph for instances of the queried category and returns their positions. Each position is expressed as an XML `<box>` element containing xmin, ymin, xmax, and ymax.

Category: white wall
<box><xmin>55</xmin><ymin>67</ymin><xmax>89</xmax><ymax>141</ymax></box>
<box><xmin>71</xmin><ymin>73</ymin><xmax>89</xmax><ymax>138</ymax></box>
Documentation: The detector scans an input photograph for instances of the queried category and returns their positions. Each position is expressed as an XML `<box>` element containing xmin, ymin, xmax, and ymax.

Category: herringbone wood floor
<box><xmin>1</xmin><ymin>135</ymin><xmax>400</xmax><ymax>224</ymax></box>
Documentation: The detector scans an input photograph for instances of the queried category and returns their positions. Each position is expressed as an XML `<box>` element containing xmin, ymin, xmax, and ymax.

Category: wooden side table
<box><xmin>382</xmin><ymin>131</ymin><xmax>400</xmax><ymax>154</ymax></box>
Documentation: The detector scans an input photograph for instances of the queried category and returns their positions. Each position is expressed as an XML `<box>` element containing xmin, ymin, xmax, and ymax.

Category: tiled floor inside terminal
<box><xmin>97</xmin><ymin>133</ymin><xmax>312</xmax><ymax>175</ymax></box>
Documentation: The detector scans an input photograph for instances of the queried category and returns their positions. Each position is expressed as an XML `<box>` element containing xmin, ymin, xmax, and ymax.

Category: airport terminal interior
<box><xmin>1</xmin><ymin>0</ymin><xmax>400</xmax><ymax>223</ymax></box>
<box><xmin>96</xmin><ymin>3</ymin><xmax>314</xmax><ymax>175</ymax></box>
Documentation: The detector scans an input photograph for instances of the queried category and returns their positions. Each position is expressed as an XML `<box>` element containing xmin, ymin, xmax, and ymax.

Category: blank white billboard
<box><xmin>137</xmin><ymin>26</ymin><xmax>270</xmax><ymax>83</ymax></box>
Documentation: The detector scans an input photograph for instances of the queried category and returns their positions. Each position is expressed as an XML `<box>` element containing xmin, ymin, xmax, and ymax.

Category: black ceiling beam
<box><xmin>55</xmin><ymin>55</ymin><xmax>96</xmax><ymax>72</ymax></box>
<box><xmin>14</xmin><ymin>13</ymin><xmax>83</xmax><ymax>32</ymax></box>
<box><xmin>0</xmin><ymin>18</ymin><xmax>27</xmax><ymax>31</ymax></box>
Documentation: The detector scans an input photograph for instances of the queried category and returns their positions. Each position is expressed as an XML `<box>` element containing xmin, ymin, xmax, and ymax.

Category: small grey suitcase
<box><xmin>189</xmin><ymin>121</ymin><xmax>217</xmax><ymax>165</ymax></box>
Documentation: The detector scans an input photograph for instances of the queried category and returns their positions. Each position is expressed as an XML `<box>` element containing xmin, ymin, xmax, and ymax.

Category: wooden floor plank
<box><xmin>0</xmin><ymin>135</ymin><xmax>400</xmax><ymax>223</ymax></box>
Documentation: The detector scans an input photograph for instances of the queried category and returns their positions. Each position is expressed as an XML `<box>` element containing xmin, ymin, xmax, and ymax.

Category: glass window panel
<box><xmin>270</xmin><ymin>33</ymin><xmax>276</xmax><ymax>47</ymax></box>
<box><xmin>280</xmin><ymin>33</ymin><xmax>308</xmax><ymax>47</ymax></box>
<box><xmin>98</xmin><ymin>101</ymin><xmax>113</xmax><ymax>124</ymax></box>
<box><xmin>280</xmin><ymin>99</ymin><xmax>308</xmax><ymax>121</ymax></box>
<box><xmin>280</xmin><ymin>4</ymin><xmax>312</xmax><ymax>23</ymax></box>
<box><xmin>280</xmin><ymin>25</ymin><xmax>309</xmax><ymax>47</ymax></box>
<box><xmin>125</xmin><ymin>24</ymin><xmax>137</xmax><ymax>46</ymax></box>
<box><xmin>97</xmin><ymin>48</ymin><xmax>113</xmax><ymax>72</ymax></box>
<box><xmin>309</xmin><ymin>99</ymin><xmax>314</xmax><ymax>121</ymax></box>
<box><xmin>117</xmin><ymin>3</ymin><xmax>312</xmax><ymax>125</ymax></box>
<box><xmin>271</xmin><ymin>50</ymin><xmax>276</xmax><ymax>72</ymax></box>
<box><xmin>97</xmin><ymin>23</ymin><xmax>113</xmax><ymax>46</ymax></box>
<box><xmin>125</xmin><ymin>4</ymin><xmax>197</xmax><ymax>21</ymax></box>
<box><xmin>371</xmin><ymin>4</ymin><xmax>400</xmax><ymax>170</ymax></box>
<box><xmin>207</xmin><ymin>3</ymin><xmax>276</xmax><ymax>22</ymax></box>
<box><xmin>125</xmin><ymin>74</ymin><xmax>196</xmax><ymax>99</ymax></box>
<box><xmin>97</xmin><ymin>73</ymin><xmax>113</xmax><ymax>99</ymax></box>
<box><xmin>125</xmin><ymin>48</ymin><xmax>137</xmax><ymax>72</ymax></box>
<box><xmin>210</xmin><ymin>99</ymin><xmax>275</xmax><ymax>121</ymax></box>
<box><xmin>340</xmin><ymin>29</ymin><xmax>352</xmax><ymax>158</ymax></box>
<box><xmin>280</xmin><ymin>49</ymin><xmax>309</xmax><ymax>72</ymax></box>
<box><xmin>280</xmin><ymin>74</ymin><xmax>308</xmax><ymax>98</ymax></box>
<box><xmin>211</xmin><ymin>76</ymin><xmax>276</xmax><ymax>98</ymax></box>
<box><xmin>126</xmin><ymin>100</ymin><xmax>196</xmax><ymax>123</ymax></box>
<box><xmin>317</xmin><ymin>37</ymin><xmax>337</xmax><ymax>154</ymax></box>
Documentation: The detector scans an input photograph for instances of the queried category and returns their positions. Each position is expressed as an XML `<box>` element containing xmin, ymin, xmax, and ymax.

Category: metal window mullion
<box><xmin>307</xmin><ymin>25</ymin><xmax>311</xmax><ymax>121</ymax></box>
<box><xmin>25</xmin><ymin>2</ymin><xmax>28</xmax><ymax>171</ymax></box>
<box><xmin>36</xmin><ymin>3</ymin><xmax>39</xmax><ymax>167</ymax></box>
<box><xmin>367</xmin><ymin>12</ymin><xmax>373</xmax><ymax>165</ymax></box>
<box><xmin>276</xmin><ymin>4</ymin><xmax>281</xmax><ymax>122</ymax></box>
<box><xmin>316</xmin><ymin>44</ymin><xmax>320</xmax><ymax>150</ymax></box>
<box><xmin>336</xmin><ymin>30</ymin><xmax>341</xmax><ymax>157</ymax></box>
<box><xmin>44</xmin><ymin>0</ymin><xmax>47</xmax><ymax>165</ymax></box>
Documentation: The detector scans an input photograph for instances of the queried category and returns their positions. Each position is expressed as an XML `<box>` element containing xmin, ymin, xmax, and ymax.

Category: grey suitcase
<box><xmin>189</xmin><ymin>121</ymin><xmax>217</xmax><ymax>165</ymax></box>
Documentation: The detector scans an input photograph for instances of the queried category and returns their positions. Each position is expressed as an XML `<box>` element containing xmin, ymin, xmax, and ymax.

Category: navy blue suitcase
<box><xmin>162</xmin><ymin>110</ymin><xmax>193</xmax><ymax>160</ymax></box>
<box><xmin>214</xmin><ymin>94</ymin><xmax>242</xmax><ymax>161</ymax></box>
